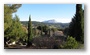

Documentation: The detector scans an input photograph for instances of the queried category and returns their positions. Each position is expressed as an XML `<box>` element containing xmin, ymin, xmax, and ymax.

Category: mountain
<box><xmin>43</xmin><ymin>19</ymin><xmax>57</xmax><ymax>23</ymax></box>
<box><xmin>21</xmin><ymin>21</ymin><xmax>69</xmax><ymax>29</ymax></box>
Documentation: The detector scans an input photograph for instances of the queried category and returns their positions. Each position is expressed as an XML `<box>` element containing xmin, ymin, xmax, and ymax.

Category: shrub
<box><xmin>62</xmin><ymin>36</ymin><xmax>78</xmax><ymax>49</ymax></box>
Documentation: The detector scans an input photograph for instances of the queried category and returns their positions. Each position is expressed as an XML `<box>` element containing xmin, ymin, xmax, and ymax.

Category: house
<box><xmin>54</xmin><ymin>31</ymin><xmax>64</xmax><ymax>36</ymax></box>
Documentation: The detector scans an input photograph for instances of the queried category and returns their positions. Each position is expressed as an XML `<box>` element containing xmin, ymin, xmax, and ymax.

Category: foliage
<box><xmin>68</xmin><ymin>4</ymin><xmax>84</xmax><ymax>43</ymax></box>
<box><xmin>37</xmin><ymin>26</ymin><xmax>42</xmax><ymax>30</ymax></box>
<box><xmin>33</xmin><ymin>36</ymin><xmax>62</xmax><ymax>49</ymax></box>
<box><xmin>4</xmin><ymin>4</ymin><xmax>22</xmax><ymax>45</ymax></box>
<box><xmin>63</xmin><ymin>27</ymin><xmax>69</xmax><ymax>36</ymax></box>
<box><xmin>41</xmin><ymin>26</ymin><xmax>43</xmax><ymax>35</ymax></box>
<box><xmin>4</xmin><ymin>4</ymin><xmax>84</xmax><ymax>49</ymax></box>
<box><xmin>27</xmin><ymin>15</ymin><xmax>33</xmax><ymax>46</ymax></box>
<box><xmin>4</xmin><ymin>5</ymin><xmax>12</xmax><ymax>31</ymax></box>
<box><xmin>61</xmin><ymin>36</ymin><xmax>78</xmax><ymax>49</ymax></box>
<box><xmin>21</xmin><ymin>21</ymin><xmax>69</xmax><ymax>29</ymax></box>
<box><xmin>51</xmin><ymin>28</ymin><xmax>57</xmax><ymax>32</ymax></box>
<box><xmin>43</xmin><ymin>25</ymin><xmax>49</xmax><ymax>35</ymax></box>
<box><xmin>5</xmin><ymin>15</ymin><xmax>27</xmax><ymax>42</ymax></box>
<box><xmin>32</xmin><ymin>28</ymin><xmax>37</xmax><ymax>37</ymax></box>
<box><xmin>4</xmin><ymin>4</ymin><xmax>22</xmax><ymax>31</ymax></box>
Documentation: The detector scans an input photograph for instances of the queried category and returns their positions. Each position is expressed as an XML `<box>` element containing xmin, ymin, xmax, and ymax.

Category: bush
<box><xmin>62</xmin><ymin>36</ymin><xmax>78</xmax><ymax>49</ymax></box>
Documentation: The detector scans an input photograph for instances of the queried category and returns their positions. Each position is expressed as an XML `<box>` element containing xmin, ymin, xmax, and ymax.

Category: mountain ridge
<box><xmin>21</xmin><ymin>20</ymin><xmax>69</xmax><ymax>29</ymax></box>
<box><xmin>43</xmin><ymin>19</ymin><xmax>57</xmax><ymax>23</ymax></box>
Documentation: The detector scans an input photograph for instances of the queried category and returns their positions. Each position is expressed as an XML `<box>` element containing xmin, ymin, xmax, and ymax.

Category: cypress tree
<box><xmin>69</xmin><ymin>4</ymin><xmax>84</xmax><ymax>43</ymax></box>
<box><xmin>27</xmin><ymin>15</ymin><xmax>32</xmax><ymax>46</ymax></box>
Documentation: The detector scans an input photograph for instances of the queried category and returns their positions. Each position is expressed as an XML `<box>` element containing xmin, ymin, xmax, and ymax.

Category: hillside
<box><xmin>20</xmin><ymin>21</ymin><xmax>69</xmax><ymax>29</ymax></box>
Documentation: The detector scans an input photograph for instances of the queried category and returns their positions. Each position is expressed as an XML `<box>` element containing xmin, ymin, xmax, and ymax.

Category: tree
<box><xmin>4</xmin><ymin>4</ymin><xmax>22</xmax><ymax>31</ymax></box>
<box><xmin>37</xmin><ymin>26</ymin><xmax>42</xmax><ymax>30</ymax></box>
<box><xmin>4</xmin><ymin>15</ymin><xmax>26</xmax><ymax>42</ymax></box>
<box><xmin>69</xmin><ymin>4</ymin><xmax>84</xmax><ymax>43</ymax></box>
<box><xmin>37</xmin><ymin>25</ymin><xmax>43</xmax><ymax>36</ymax></box>
<box><xmin>43</xmin><ymin>25</ymin><xmax>49</xmax><ymax>35</ymax></box>
<box><xmin>81</xmin><ymin>10</ymin><xmax>84</xmax><ymax>43</ymax></box>
<box><xmin>32</xmin><ymin>28</ymin><xmax>37</xmax><ymax>37</ymax></box>
<box><xmin>41</xmin><ymin>26</ymin><xmax>43</xmax><ymax>35</ymax></box>
<box><xmin>4</xmin><ymin>5</ymin><xmax>12</xmax><ymax>32</ymax></box>
<box><xmin>27</xmin><ymin>15</ymin><xmax>33</xmax><ymax>46</ymax></box>
<box><xmin>63</xmin><ymin>27</ymin><xmax>69</xmax><ymax>36</ymax></box>
<box><xmin>4</xmin><ymin>4</ymin><xmax>22</xmax><ymax>45</ymax></box>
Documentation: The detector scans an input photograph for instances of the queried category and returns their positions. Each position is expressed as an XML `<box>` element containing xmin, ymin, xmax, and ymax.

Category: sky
<box><xmin>13</xmin><ymin>4</ymin><xmax>84</xmax><ymax>23</ymax></box>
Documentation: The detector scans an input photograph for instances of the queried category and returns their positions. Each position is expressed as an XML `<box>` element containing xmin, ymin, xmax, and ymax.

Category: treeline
<box><xmin>21</xmin><ymin>21</ymin><xmax>69</xmax><ymax>29</ymax></box>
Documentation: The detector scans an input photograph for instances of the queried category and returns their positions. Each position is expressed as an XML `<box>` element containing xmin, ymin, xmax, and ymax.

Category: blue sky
<box><xmin>13</xmin><ymin>4</ymin><xmax>84</xmax><ymax>23</ymax></box>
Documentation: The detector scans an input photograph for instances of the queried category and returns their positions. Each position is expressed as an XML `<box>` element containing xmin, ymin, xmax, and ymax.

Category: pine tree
<box><xmin>4</xmin><ymin>4</ymin><xmax>22</xmax><ymax>45</ymax></box>
<box><xmin>27</xmin><ymin>15</ymin><xmax>32</xmax><ymax>46</ymax></box>
<box><xmin>69</xmin><ymin>4</ymin><xmax>84</xmax><ymax>43</ymax></box>
<box><xmin>4</xmin><ymin>4</ymin><xmax>22</xmax><ymax>31</ymax></box>
<box><xmin>4</xmin><ymin>15</ymin><xmax>26</xmax><ymax>42</ymax></box>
